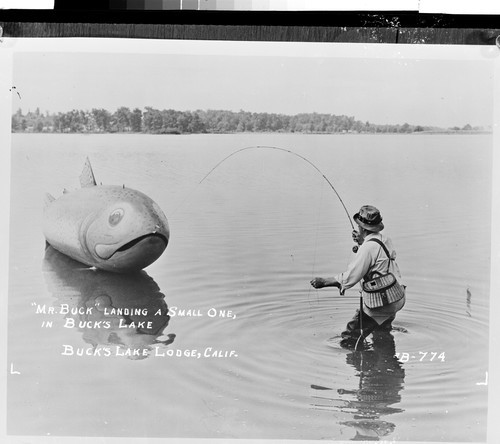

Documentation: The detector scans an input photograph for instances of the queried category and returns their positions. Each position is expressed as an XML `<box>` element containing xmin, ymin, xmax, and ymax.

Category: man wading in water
<box><xmin>310</xmin><ymin>205</ymin><xmax>406</xmax><ymax>348</ymax></box>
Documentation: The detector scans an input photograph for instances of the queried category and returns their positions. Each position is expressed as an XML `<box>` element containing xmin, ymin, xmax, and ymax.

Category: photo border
<box><xmin>1</xmin><ymin>34</ymin><xmax>499</xmax><ymax>444</ymax></box>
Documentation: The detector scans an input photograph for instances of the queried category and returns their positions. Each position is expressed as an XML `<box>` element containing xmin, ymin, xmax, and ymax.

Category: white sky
<box><xmin>11</xmin><ymin>46</ymin><xmax>493</xmax><ymax>129</ymax></box>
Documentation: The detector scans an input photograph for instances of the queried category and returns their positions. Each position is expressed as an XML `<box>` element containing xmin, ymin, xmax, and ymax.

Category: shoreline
<box><xmin>10</xmin><ymin>130</ymin><xmax>492</xmax><ymax>136</ymax></box>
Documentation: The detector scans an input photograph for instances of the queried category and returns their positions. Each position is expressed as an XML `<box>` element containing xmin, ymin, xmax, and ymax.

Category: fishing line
<box><xmin>194</xmin><ymin>144</ymin><xmax>356</xmax><ymax>313</ymax></box>
<box><xmin>308</xmin><ymin>178</ymin><xmax>325</xmax><ymax>307</ymax></box>
<box><xmin>173</xmin><ymin>144</ymin><xmax>362</xmax><ymax>342</ymax></box>
<box><xmin>173</xmin><ymin>145</ymin><xmax>354</xmax><ymax>308</ymax></box>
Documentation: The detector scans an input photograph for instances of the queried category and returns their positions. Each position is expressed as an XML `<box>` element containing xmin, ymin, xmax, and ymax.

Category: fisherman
<box><xmin>310</xmin><ymin>205</ymin><xmax>405</xmax><ymax>347</ymax></box>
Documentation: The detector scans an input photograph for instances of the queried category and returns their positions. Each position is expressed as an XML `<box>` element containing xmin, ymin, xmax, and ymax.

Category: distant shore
<box><xmin>11</xmin><ymin>107</ymin><xmax>490</xmax><ymax>136</ymax></box>
<box><xmin>11</xmin><ymin>129</ymin><xmax>491</xmax><ymax>136</ymax></box>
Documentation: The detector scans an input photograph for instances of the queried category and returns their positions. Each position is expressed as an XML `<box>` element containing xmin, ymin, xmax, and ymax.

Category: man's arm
<box><xmin>310</xmin><ymin>241</ymin><xmax>376</xmax><ymax>292</ymax></box>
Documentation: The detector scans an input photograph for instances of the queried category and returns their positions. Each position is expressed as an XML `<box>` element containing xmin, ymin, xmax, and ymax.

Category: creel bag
<box><xmin>362</xmin><ymin>238</ymin><xmax>405</xmax><ymax>309</ymax></box>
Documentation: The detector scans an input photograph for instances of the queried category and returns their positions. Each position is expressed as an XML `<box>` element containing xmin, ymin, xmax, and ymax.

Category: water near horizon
<box><xmin>7</xmin><ymin>133</ymin><xmax>491</xmax><ymax>441</ymax></box>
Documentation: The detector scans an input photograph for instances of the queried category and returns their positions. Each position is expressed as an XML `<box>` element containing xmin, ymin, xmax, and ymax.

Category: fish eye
<box><xmin>109</xmin><ymin>208</ymin><xmax>124</xmax><ymax>226</ymax></box>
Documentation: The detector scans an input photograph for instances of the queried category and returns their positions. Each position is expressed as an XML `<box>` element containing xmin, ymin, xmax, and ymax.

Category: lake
<box><xmin>7</xmin><ymin>132</ymin><xmax>491</xmax><ymax>442</ymax></box>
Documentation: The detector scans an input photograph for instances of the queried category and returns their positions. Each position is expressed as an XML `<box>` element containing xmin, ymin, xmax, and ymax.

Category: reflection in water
<box><xmin>42</xmin><ymin>246</ymin><xmax>175</xmax><ymax>360</ymax></box>
<box><xmin>466</xmin><ymin>287</ymin><xmax>472</xmax><ymax>317</ymax></box>
<box><xmin>312</xmin><ymin>332</ymin><xmax>405</xmax><ymax>441</ymax></box>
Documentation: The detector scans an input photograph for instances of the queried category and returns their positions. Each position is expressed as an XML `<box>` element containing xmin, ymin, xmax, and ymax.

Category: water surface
<box><xmin>7</xmin><ymin>133</ymin><xmax>491</xmax><ymax>441</ymax></box>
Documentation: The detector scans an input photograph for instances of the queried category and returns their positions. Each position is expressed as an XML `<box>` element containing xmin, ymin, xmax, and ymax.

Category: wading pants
<box><xmin>341</xmin><ymin>308</ymin><xmax>395</xmax><ymax>342</ymax></box>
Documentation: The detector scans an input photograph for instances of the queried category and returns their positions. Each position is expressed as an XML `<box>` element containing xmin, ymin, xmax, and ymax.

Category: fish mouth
<box><xmin>115</xmin><ymin>233</ymin><xmax>169</xmax><ymax>254</ymax></box>
<box><xmin>94</xmin><ymin>233</ymin><xmax>168</xmax><ymax>271</ymax></box>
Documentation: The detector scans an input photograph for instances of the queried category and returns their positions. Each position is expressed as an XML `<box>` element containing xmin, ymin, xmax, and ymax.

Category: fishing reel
<box><xmin>352</xmin><ymin>229</ymin><xmax>360</xmax><ymax>253</ymax></box>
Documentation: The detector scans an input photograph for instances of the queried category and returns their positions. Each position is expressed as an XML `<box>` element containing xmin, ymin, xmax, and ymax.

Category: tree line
<box><xmin>11</xmin><ymin>107</ymin><xmax>483</xmax><ymax>135</ymax></box>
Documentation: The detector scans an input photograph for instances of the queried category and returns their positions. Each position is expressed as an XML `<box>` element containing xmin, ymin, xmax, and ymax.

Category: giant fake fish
<box><xmin>43</xmin><ymin>158</ymin><xmax>169</xmax><ymax>272</ymax></box>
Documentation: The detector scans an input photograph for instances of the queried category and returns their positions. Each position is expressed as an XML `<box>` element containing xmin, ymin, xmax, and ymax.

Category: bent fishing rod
<box><xmin>198</xmin><ymin>145</ymin><xmax>356</xmax><ymax>242</ymax></box>
<box><xmin>199</xmin><ymin>145</ymin><xmax>366</xmax><ymax>350</ymax></box>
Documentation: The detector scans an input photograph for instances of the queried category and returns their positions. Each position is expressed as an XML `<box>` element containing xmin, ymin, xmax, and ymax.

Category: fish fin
<box><xmin>44</xmin><ymin>192</ymin><xmax>55</xmax><ymax>208</ymax></box>
<box><xmin>79</xmin><ymin>157</ymin><xmax>97</xmax><ymax>188</ymax></box>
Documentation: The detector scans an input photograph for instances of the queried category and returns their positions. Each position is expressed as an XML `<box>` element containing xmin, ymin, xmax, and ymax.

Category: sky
<box><xmin>11</xmin><ymin>45</ymin><xmax>494</xmax><ymax>129</ymax></box>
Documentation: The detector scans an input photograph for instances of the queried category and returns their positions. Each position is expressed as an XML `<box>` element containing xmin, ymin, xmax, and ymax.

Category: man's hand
<box><xmin>352</xmin><ymin>229</ymin><xmax>363</xmax><ymax>245</ymax></box>
<box><xmin>310</xmin><ymin>277</ymin><xmax>340</xmax><ymax>289</ymax></box>
<box><xmin>310</xmin><ymin>277</ymin><xmax>327</xmax><ymax>289</ymax></box>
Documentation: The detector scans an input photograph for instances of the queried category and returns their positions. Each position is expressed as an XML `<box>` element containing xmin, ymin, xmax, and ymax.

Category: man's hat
<box><xmin>353</xmin><ymin>205</ymin><xmax>384</xmax><ymax>232</ymax></box>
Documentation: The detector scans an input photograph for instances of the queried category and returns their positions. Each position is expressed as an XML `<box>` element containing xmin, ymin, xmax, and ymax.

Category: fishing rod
<box><xmin>200</xmin><ymin>145</ymin><xmax>366</xmax><ymax>350</ymax></box>
<box><xmin>198</xmin><ymin>145</ymin><xmax>356</xmax><ymax>233</ymax></box>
